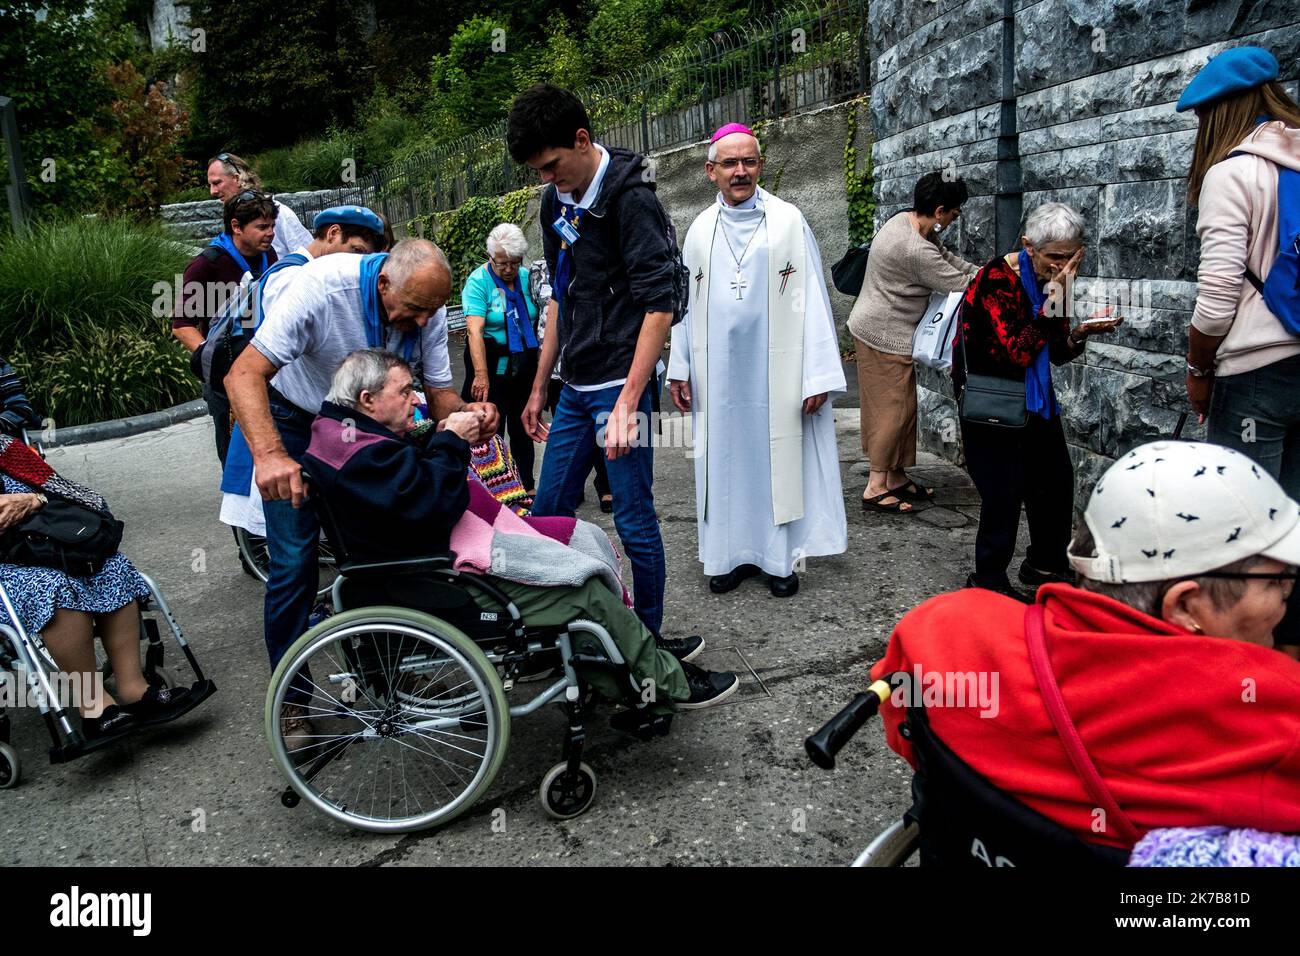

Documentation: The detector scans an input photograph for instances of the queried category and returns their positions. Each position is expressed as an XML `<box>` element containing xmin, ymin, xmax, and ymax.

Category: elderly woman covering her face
<box><xmin>460</xmin><ymin>223</ymin><xmax>541</xmax><ymax>496</ymax></box>
<box><xmin>952</xmin><ymin>201</ymin><xmax>1122</xmax><ymax>600</ymax></box>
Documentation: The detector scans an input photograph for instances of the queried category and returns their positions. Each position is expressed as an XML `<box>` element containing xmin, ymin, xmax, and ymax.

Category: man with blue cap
<box><xmin>1179</xmin><ymin>45</ymin><xmax>1300</xmax><ymax>653</ymax></box>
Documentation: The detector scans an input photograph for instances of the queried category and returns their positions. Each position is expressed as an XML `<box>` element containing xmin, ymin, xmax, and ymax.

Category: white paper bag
<box><xmin>911</xmin><ymin>289</ymin><xmax>966</xmax><ymax>371</ymax></box>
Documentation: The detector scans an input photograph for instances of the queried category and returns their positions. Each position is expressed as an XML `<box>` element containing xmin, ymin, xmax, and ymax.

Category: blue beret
<box><xmin>312</xmin><ymin>205</ymin><xmax>385</xmax><ymax>234</ymax></box>
<box><xmin>1177</xmin><ymin>46</ymin><xmax>1279</xmax><ymax>112</ymax></box>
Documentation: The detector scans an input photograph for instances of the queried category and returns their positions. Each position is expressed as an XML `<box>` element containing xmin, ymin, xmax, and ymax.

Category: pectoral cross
<box><xmin>730</xmin><ymin>269</ymin><xmax>748</xmax><ymax>300</ymax></box>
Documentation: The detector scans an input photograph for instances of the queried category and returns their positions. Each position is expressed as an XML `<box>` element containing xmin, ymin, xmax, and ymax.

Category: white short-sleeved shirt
<box><xmin>257</xmin><ymin>246</ymin><xmax>314</xmax><ymax>322</ymax></box>
<box><xmin>252</xmin><ymin>253</ymin><xmax>452</xmax><ymax>414</ymax></box>
<box><xmin>271</xmin><ymin>201</ymin><xmax>314</xmax><ymax>260</ymax></box>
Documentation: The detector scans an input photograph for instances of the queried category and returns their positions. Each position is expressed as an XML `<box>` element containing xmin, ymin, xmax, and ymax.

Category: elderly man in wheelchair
<box><xmin>264</xmin><ymin>348</ymin><xmax>738</xmax><ymax>831</ymax></box>
<box><xmin>811</xmin><ymin>440</ymin><xmax>1300</xmax><ymax>866</ymax></box>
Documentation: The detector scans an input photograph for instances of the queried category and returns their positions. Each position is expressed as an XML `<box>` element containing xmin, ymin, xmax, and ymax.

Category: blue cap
<box><xmin>1177</xmin><ymin>46</ymin><xmax>1279</xmax><ymax>112</ymax></box>
<box><xmin>312</xmin><ymin>205</ymin><xmax>385</xmax><ymax>235</ymax></box>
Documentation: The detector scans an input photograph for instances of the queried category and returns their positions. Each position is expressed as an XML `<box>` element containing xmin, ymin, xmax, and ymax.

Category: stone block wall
<box><xmin>870</xmin><ymin>0</ymin><xmax>1300</xmax><ymax>492</ymax></box>
<box><xmin>160</xmin><ymin>185</ymin><xmax>377</xmax><ymax>247</ymax></box>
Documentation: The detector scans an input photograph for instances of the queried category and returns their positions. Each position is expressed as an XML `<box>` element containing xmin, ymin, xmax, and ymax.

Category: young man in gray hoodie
<box><xmin>508</xmin><ymin>84</ymin><xmax>713</xmax><ymax>672</ymax></box>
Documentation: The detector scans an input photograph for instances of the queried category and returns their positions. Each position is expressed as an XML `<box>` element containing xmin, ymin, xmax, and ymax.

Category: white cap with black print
<box><xmin>1069</xmin><ymin>441</ymin><xmax>1300</xmax><ymax>584</ymax></box>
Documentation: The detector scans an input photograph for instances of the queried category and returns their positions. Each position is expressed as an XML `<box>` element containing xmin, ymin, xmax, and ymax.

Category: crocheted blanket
<box><xmin>1129</xmin><ymin>827</ymin><xmax>1300</xmax><ymax>867</ymax></box>
<box><xmin>409</xmin><ymin>424</ymin><xmax>531</xmax><ymax>516</ymax></box>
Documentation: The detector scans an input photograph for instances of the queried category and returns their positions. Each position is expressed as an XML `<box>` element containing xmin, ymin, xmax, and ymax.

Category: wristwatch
<box><xmin>32</xmin><ymin>492</ymin><xmax>48</xmax><ymax>507</ymax></box>
<box><xmin>1186</xmin><ymin>360</ymin><xmax>1214</xmax><ymax>379</ymax></box>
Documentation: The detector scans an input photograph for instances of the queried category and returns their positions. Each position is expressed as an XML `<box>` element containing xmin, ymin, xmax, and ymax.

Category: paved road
<box><xmin>3</xmin><ymin>400</ymin><xmax>1005</xmax><ymax>866</ymax></box>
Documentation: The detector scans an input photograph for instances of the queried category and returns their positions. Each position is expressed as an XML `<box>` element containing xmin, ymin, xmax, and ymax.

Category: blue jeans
<box><xmin>262</xmin><ymin>399</ymin><xmax>320</xmax><ymax>686</ymax></box>
<box><xmin>531</xmin><ymin>383</ymin><xmax>666</xmax><ymax>634</ymax></box>
<box><xmin>1208</xmin><ymin>353</ymin><xmax>1300</xmax><ymax>645</ymax></box>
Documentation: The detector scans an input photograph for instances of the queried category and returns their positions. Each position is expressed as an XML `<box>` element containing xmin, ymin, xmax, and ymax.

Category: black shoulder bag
<box><xmin>0</xmin><ymin>485</ymin><xmax>124</xmax><ymax>577</ymax></box>
<box><xmin>956</xmin><ymin>308</ymin><xmax>1028</xmax><ymax>430</ymax></box>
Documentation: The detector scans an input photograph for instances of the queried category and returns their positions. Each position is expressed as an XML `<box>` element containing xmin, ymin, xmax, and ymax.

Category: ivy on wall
<box><xmin>844</xmin><ymin>101</ymin><xmax>874</xmax><ymax>246</ymax></box>
<box><xmin>408</xmin><ymin>186</ymin><xmax>535</xmax><ymax>301</ymax></box>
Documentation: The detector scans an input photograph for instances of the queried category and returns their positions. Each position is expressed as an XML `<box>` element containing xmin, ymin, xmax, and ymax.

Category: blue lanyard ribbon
<box><xmin>551</xmin><ymin>204</ymin><xmax>582</xmax><ymax>317</ymax></box>
<box><xmin>359</xmin><ymin>251</ymin><xmax>418</xmax><ymax>361</ymax></box>
<box><xmin>487</xmin><ymin>265</ymin><xmax>538</xmax><ymax>353</ymax></box>
<box><xmin>210</xmin><ymin>233</ymin><xmax>267</xmax><ymax>279</ymax></box>
<box><xmin>1018</xmin><ymin>248</ymin><xmax>1059</xmax><ymax>420</ymax></box>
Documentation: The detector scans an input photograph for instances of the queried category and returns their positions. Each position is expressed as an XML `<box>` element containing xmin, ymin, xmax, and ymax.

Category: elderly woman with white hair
<box><xmin>460</xmin><ymin>222</ymin><xmax>541</xmax><ymax>496</ymax></box>
<box><xmin>952</xmin><ymin>201</ymin><xmax>1122</xmax><ymax>599</ymax></box>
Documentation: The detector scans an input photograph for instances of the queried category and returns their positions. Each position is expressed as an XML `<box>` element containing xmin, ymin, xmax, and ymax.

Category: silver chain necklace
<box><xmin>716</xmin><ymin>211</ymin><xmax>766</xmax><ymax>300</ymax></box>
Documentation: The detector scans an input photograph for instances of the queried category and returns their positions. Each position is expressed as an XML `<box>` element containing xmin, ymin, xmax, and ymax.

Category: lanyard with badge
<box><xmin>551</xmin><ymin>203</ymin><xmax>582</xmax><ymax>315</ymax></box>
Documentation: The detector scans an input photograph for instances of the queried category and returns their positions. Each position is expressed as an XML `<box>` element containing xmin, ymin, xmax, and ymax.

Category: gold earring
<box><xmin>1188</xmin><ymin>621</ymin><xmax>1204</xmax><ymax>634</ymax></box>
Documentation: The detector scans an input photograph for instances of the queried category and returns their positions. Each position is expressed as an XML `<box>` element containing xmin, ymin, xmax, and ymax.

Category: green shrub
<box><xmin>13</xmin><ymin>325</ymin><xmax>198</xmax><ymax>428</ymax></box>
<box><xmin>429</xmin><ymin>188</ymin><xmax>535</xmax><ymax>302</ymax></box>
<box><xmin>0</xmin><ymin>216</ymin><xmax>199</xmax><ymax>425</ymax></box>
<box><xmin>251</xmin><ymin>130</ymin><xmax>357</xmax><ymax>192</ymax></box>
<box><xmin>0</xmin><ymin>217</ymin><xmax>192</xmax><ymax>353</ymax></box>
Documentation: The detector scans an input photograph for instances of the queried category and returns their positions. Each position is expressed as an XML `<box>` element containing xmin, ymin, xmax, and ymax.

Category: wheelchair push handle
<box><xmin>805</xmin><ymin>679</ymin><xmax>892</xmax><ymax>770</ymax></box>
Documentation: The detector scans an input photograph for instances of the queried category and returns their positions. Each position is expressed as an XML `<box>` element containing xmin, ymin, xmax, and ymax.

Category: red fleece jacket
<box><xmin>870</xmin><ymin>583</ymin><xmax>1300</xmax><ymax>848</ymax></box>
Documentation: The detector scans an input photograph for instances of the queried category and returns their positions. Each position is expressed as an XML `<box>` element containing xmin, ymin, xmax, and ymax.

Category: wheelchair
<box><xmin>806</xmin><ymin>677</ymin><xmax>1129</xmax><ymax>867</ymax></box>
<box><xmin>265</xmin><ymin>467</ymin><xmax>671</xmax><ymax>833</ymax></box>
<box><xmin>0</xmin><ymin>574</ymin><xmax>217</xmax><ymax>788</ymax></box>
<box><xmin>234</xmin><ymin>525</ymin><xmax>338</xmax><ymax>599</ymax></box>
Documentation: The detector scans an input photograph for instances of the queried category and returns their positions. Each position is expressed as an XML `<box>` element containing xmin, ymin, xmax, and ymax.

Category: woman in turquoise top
<box><xmin>461</xmin><ymin>223</ymin><xmax>541</xmax><ymax>493</ymax></box>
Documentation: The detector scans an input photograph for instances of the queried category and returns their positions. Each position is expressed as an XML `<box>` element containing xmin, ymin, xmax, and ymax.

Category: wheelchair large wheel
<box><xmin>266</xmin><ymin>606</ymin><xmax>510</xmax><ymax>833</ymax></box>
<box><xmin>0</xmin><ymin>741</ymin><xmax>19</xmax><ymax>789</ymax></box>
<box><xmin>235</xmin><ymin>526</ymin><xmax>338</xmax><ymax>599</ymax></box>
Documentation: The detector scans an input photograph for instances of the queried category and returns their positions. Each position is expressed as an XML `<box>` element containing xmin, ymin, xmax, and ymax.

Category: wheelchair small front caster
<box><xmin>539</xmin><ymin>761</ymin><xmax>596</xmax><ymax>820</ymax></box>
<box><xmin>0</xmin><ymin>741</ymin><xmax>20</xmax><ymax>789</ymax></box>
<box><xmin>280</xmin><ymin>787</ymin><xmax>301</xmax><ymax>809</ymax></box>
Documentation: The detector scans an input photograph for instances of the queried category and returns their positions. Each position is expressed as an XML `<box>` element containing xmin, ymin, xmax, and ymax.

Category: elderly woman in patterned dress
<box><xmin>0</xmin><ymin>364</ymin><xmax>189</xmax><ymax>739</ymax></box>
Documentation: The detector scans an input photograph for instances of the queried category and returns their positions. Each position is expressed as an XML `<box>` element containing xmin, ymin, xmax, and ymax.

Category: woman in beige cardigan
<box><xmin>848</xmin><ymin>173</ymin><xmax>979</xmax><ymax>513</ymax></box>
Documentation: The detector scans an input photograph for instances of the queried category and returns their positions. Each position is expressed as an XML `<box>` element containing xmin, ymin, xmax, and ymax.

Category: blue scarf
<box><xmin>487</xmin><ymin>265</ymin><xmax>538</xmax><ymax>353</ymax></box>
<box><xmin>360</xmin><ymin>252</ymin><xmax>417</xmax><ymax>362</ymax></box>
<box><xmin>221</xmin><ymin>252</ymin><xmax>311</xmax><ymax>496</ymax></box>
<box><xmin>210</xmin><ymin>233</ymin><xmax>267</xmax><ymax>279</ymax></box>
<box><xmin>550</xmin><ymin>204</ymin><xmax>582</xmax><ymax>318</ymax></box>
<box><xmin>1018</xmin><ymin>248</ymin><xmax>1060</xmax><ymax>420</ymax></box>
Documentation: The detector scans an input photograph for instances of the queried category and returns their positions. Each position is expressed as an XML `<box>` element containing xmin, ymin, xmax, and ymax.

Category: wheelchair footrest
<box><xmin>47</xmin><ymin>679</ymin><xmax>216</xmax><ymax>764</ymax></box>
<box><xmin>609</xmin><ymin>708</ymin><xmax>673</xmax><ymax>741</ymax></box>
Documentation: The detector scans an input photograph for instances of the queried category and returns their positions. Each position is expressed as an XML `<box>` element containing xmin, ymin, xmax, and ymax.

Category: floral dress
<box><xmin>0</xmin><ymin>473</ymin><xmax>150</xmax><ymax>636</ymax></box>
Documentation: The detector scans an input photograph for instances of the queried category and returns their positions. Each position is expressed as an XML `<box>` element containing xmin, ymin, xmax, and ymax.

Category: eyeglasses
<box><xmin>232</xmin><ymin>189</ymin><xmax>268</xmax><ymax>204</ymax></box>
<box><xmin>709</xmin><ymin>157</ymin><xmax>761</xmax><ymax>171</ymax></box>
<box><xmin>490</xmin><ymin>257</ymin><xmax>523</xmax><ymax>269</ymax></box>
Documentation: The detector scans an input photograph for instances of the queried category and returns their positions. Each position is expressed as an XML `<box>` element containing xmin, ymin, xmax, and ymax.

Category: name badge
<box><xmin>553</xmin><ymin>214</ymin><xmax>580</xmax><ymax>244</ymax></box>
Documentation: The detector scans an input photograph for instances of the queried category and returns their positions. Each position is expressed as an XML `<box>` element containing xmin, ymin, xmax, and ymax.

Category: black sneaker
<box><xmin>1017</xmin><ymin>560</ymin><xmax>1073</xmax><ymax>588</ymax></box>
<box><xmin>677</xmin><ymin>661</ymin><xmax>740</xmax><ymax>710</ymax></box>
<box><xmin>656</xmin><ymin>635</ymin><xmax>704</xmax><ymax>662</ymax></box>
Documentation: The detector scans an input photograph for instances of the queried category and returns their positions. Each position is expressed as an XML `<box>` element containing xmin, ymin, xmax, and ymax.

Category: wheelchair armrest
<box><xmin>338</xmin><ymin>553</ymin><xmax>456</xmax><ymax>579</ymax></box>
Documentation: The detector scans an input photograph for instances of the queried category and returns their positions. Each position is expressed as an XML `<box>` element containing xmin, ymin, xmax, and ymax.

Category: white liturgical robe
<box><xmin>668</xmin><ymin>187</ymin><xmax>847</xmax><ymax>577</ymax></box>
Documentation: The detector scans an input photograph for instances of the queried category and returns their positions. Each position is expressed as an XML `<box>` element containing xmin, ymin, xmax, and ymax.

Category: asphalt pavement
<box><xmin>3</xmin><ymin>385</ymin><xmax>1008</xmax><ymax>867</ymax></box>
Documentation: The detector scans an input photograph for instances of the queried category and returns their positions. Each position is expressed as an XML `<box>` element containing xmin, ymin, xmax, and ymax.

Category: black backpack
<box><xmin>543</xmin><ymin>184</ymin><xmax>690</xmax><ymax>326</ymax></box>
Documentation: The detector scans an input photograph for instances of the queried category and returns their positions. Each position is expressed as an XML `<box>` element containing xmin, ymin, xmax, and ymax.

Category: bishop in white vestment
<box><xmin>667</xmin><ymin>124</ymin><xmax>847</xmax><ymax>598</ymax></box>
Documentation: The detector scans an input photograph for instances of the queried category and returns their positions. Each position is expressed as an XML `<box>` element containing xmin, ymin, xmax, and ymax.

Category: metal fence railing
<box><xmin>296</xmin><ymin>0</ymin><xmax>868</xmax><ymax>231</ymax></box>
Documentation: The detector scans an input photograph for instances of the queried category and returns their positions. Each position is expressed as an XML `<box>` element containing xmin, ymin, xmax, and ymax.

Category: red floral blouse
<box><xmin>951</xmin><ymin>256</ymin><xmax>1082</xmax><ymax>387</ymax></box>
